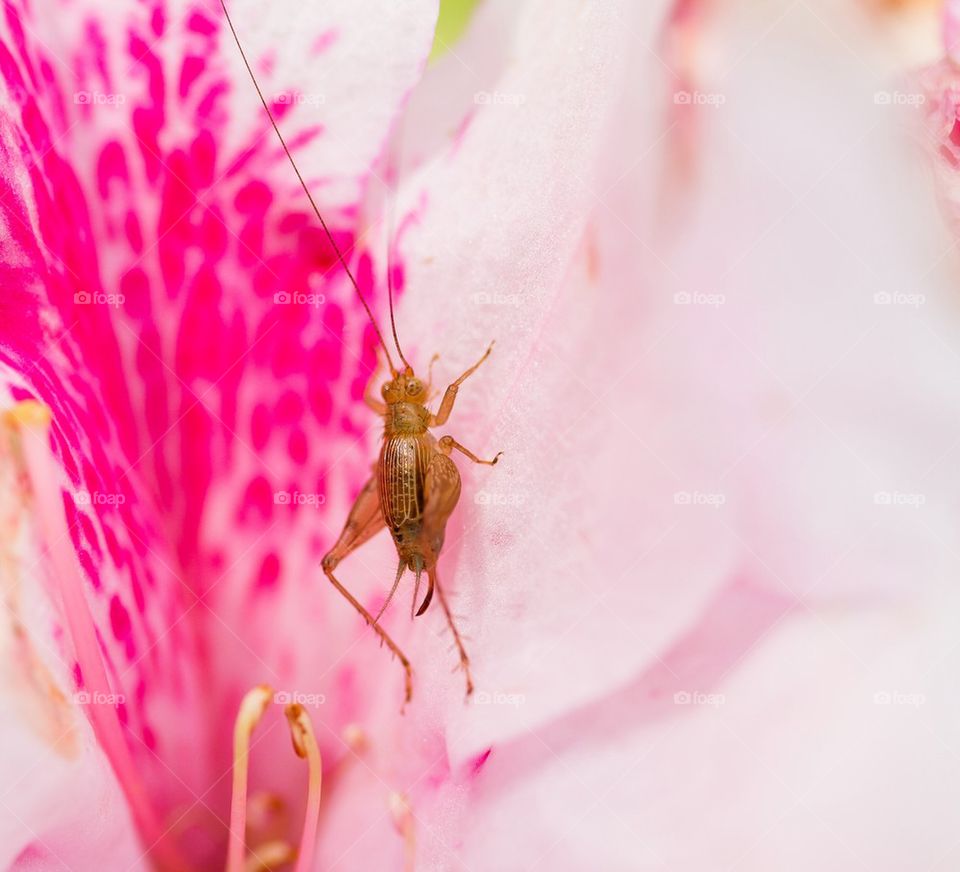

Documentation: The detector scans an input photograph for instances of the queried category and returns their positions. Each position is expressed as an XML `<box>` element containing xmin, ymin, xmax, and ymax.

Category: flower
<box><xmin>2</xmin><ymin>0</ymin><xmax>960</xmax><ymax>870</ymax></box>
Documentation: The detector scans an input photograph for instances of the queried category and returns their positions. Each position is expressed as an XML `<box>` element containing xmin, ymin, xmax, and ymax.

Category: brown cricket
<box><xmin>221</xmin><ymin>1</ymin><xmax>501</xmax><ymax>704</ymax></box>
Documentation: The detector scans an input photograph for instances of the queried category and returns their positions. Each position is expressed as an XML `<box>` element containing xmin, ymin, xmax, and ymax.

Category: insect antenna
<box><xmin>383</xmin><ymin>125</ymin><xmax>412</xmax><ymax>373</ymax></box>
<box><xmin>218</xmin><ymin>0</ymin><xmax>398</xmax><ymax>374</ymax></box>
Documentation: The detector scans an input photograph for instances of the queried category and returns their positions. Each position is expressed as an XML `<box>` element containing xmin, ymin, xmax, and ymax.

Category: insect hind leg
<box><xmin>431</xmin><ymin>568</ymin><xmax>474</xmax><ymax>698</ymax></box>
<box><xmin>321</xmin><ymin>475</ymin><xmax>413</xmax><ymax>705</ymax></box>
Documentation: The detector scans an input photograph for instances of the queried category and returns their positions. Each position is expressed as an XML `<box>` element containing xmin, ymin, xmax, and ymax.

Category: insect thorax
<box><xmin>384</xmin><ymin>401</ymin><xmax>430</xmax><ymax>436</ymax></box>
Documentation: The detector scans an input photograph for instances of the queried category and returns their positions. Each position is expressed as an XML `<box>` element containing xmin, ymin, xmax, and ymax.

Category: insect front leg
<box><xmin>438</xmin><ymin>435</ymin><xmax>502</xmax><ymax>466</ymax></box>
<box><xmin>321</xmin><ymin>475</ymin><xmax>413</xmax><ymax>704</ymax></box>
<box><xmin>363</xmin><ymin>357</ymin><xmax>388</xmax><ymax>415</ymax></box>
<box><xmin>429</xmin><ymin>341</ymin><xmax>494</xmax><ymax>427</ymax></box>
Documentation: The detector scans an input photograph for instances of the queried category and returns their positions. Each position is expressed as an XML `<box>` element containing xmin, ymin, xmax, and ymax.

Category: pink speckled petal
<box><xmin>0</xmin><ymin>0</ymin><xmax>438</xmax><ymax>862</ymax></box>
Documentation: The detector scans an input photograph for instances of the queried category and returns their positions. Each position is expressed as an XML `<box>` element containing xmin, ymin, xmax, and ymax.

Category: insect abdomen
<box><xmin>378</xmin><ymin>433</ymin><xmax>432</xmax><ymax>534</ymax></box>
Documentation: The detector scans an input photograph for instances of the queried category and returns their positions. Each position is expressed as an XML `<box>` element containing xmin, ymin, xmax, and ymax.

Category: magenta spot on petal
<box><xmin>471</xmin><ymin>748</ymin><xmax>492</xmax><ymax>775</ymax></box>
<box><xmin>251</xmin><ymin>402</ymin><xmax>271</xmax><ymax>450</ymax></box>
<box><xmin>120</xmin><ymin>267</ymin><xmax>150</xmax><ymax>320</ymax></box>
<box><xmin>189</xmin><ymin>129</ymin><xmax>216</xmax><ymax>188</ymax></box>
<box><xmin>308</xmin><ymin>380</ymin><xmax>333</xmax><ymax>425</ymax></box>
<box><xmin>235</xmin><ymin>180</ymin><xmax>272</xmax><ymax>214</ymax></box>
<box><xmin>124</xmin><ymin>210</ymin><xmax>143</xmax><ymax>253</ymax></box>
<box><xmin>289</xmin><ymin>428</ymin><xmax>308</xmax><ymax>464</ymax></box>
<box><xmin>150</xmin><ymin>5</ymin><xmax>164</xmax><ymax>37</ymax></box>
<box><xmin>242</xmin><ymin>476</ymin><xmax>274</xmax><ymax>522</ymax></box>
<box><xmin>10</xmin><ymin>386</ymin><xmax>35</xmax><ymax>402</ymax></box>
<box><xmin>311</xmin><ymin>28</ymin><xmax>338</xmax><ymax>54</ymax></box>
<box><xmin>179</xmin><ymin>55</ymin><xmax>204</xmax><ymax>99</ymax></box>
<box><xmin>97</xmin><ymin>141</ymin><xmax>128</xmax><ymax>198</ymax></box>
<box><xmin>950</xmin><ymin>119</ymin><xmax>960</xmax><ymax>150</ymax></box>
<box><xmin>275</xmin><ymin>390</ymin><xmax>304</xmax><ymax>425</ymax></box>
<box><xmin>78</xmin><ymin>511</ymin><xmax>101</xmax><ymax>559</ymax></box>
<box><xmin>103</xmin><ymin>524</ymin><xmax>124</xmax><ymax>567</ymax></box>
<box><xmin>196</xmin><ymin>81</ymin><xmax>228</xmax><ymax>121</ymax></box>
<box><xmin>187</xmin><ymin>11</ymin><xmax>216</xmax><ymax>35</ymax></box>
<box><xmin>78</xmin><ymin>549</ymin><xmax>100</xmax><ymax>590</ymax></box>
<box><xmin>110</xmin><ymin>595</ymin><xmax>131</xmax><ymax>642</ymax></box>
<box><xmin>256</xmin><ymin>553</ymin><xmax>281</xmax><ymax>591</ymax></box>
<box><xmin>131</xmin><ymin>569</ymin><xmax>147</xmax><ymax>614</ymax></box>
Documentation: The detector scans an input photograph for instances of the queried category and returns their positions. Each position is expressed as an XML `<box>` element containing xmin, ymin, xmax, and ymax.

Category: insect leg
<box><xmin>321</xmin><ymin>476</ymin><xmax>413</xmax><ymax>704</ymax></box>
<box><xmin>363</xmin><ymin>356</ymin><xmax>388</xmax><ymax>415</ymax></box>
<box><xmin>431</xmin><ymin>567</ymin><xmax>474</xmax><ymax>697</ymax></box>
<box><xmin>438</xmin><ymin>435</ymin><xmax>502</xmax><ymax>466</ymax></box>
<box><xmin>421</xmin><ymin>452</ymin><xmax>462</xmax><ymax>565</ymax></box>
<box><xmin>429</xmin><ymin>341</ymin><xmax>494</xmax><ymax>426</ymax></box>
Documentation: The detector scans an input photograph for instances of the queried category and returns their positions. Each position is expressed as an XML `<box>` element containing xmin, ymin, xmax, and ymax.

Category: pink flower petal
<box><xmin>0</xmin><ymin>0</ymin><xmax>437</xmax><ymax>860</ymax></box>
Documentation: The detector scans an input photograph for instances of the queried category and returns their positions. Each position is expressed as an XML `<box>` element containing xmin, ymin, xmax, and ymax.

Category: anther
<box><xmin>284</xmin><ymin>703</ymin><xmax>322</xmax><ymax>872</ymax></box>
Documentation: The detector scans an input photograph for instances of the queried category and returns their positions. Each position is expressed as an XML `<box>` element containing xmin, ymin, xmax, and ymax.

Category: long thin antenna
<box><xmin>219</xmin><ymin>0</ymin><xmax>398</xmax><ymax>374</ymax></box>
<box><xmin>384</xmin><ymin>122</ymin><xmax>412</xmax><ymax>373</ymax></box>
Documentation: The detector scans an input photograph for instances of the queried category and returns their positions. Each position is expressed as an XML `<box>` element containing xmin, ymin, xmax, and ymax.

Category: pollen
<box><xmin>1</xmin><ymin>398</ymin><xmax>52</xmax><ymax>429</ymax></box>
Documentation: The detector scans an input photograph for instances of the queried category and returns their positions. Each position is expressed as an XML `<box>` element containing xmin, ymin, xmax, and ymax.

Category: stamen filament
<box><xmin>284</xmin><ymin>703</ymin><xmax>323</xmax><ymax>872</ymax></box>
<box><xmin>227</xmin><ymin>685</ymin><xmax>273</xmax><ymax>872</ymax></box>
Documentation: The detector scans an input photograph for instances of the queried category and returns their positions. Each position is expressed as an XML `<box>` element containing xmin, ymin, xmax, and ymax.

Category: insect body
<box><xmin>221</xmin><ymin>1</ymin><xmax>501</xmax><ymax>704</ymax></box>
<box><xmin>322</xmin><ymin>350</ymin><xmax>500</xmax><ymax>704</ymax></box>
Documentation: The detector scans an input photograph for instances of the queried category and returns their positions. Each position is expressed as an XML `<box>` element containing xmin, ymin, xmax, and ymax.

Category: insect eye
<box><xmin>406</xmin><ymin>380</ymin><xmax>422</xmax><ymax>395</ymax></box>
<box><xmin>381</xmin><ymin>382</ymin><xmax>392</xmax><ymax>397</ymax></box>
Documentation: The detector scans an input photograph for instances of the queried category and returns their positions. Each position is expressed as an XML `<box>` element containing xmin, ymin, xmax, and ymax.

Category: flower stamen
<box><xmin>242</xmin><ymin>840</ymin><xmax>295</xmax><ymax>872</ymax></box>
<box><xmin>227</xmin><ymin>685</ymin><xmax>273</xmax><ymax>872</ymax></box>
<box><xmin>227</xmin><ymin>692</ymin><xmax>324</xmax><ymax>872</ymax></box>
<box><xmin>284</xmin><ymin>703</ymin><xmax>323</xmax><ymax>872</ymax></box>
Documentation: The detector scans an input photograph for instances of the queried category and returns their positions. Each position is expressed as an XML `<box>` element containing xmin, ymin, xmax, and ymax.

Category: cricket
<box><xmin>221</xmin><ymin>1</ymin><xmax>501</xmax><ymax>705</ymax></box>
